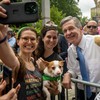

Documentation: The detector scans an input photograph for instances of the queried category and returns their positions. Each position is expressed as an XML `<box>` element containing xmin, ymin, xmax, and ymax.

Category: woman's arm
<box><xmin>0</xmin><ymin>0</ymin><xmax>20</xmax><ymax>69</ymax></box>
<box><xmin>0</xmin><ymin>26</ymin><xmax>20</xmax><ymax>69</ymax></box>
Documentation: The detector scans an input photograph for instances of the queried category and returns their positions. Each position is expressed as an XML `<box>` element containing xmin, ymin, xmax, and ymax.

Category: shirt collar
<box><xmin>78</xmin><ymin>35</ymin><xmax>86</xmax><ymax>50</ymax></box>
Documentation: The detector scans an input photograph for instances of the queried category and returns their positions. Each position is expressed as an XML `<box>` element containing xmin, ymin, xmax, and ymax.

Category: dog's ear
<box><xmin>59</xmin><ymin>60</ymin><xmax>64</xmax><ymax>66</ymax></box>
<box><xmin>40</xmin><ymin>58</ymin><xmax>49</xmax><ymax>67</ymax></box>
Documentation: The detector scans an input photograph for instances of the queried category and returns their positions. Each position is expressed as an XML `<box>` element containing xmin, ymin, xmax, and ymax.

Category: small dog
<box><xmin>39</xmin><ymin>58</ymin><xmax>64</xmax><ymax>100</ymax></box>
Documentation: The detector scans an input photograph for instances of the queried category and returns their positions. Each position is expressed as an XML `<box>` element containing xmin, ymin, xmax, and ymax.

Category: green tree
<box><xmin>50</xmin><ymin>0</ymin><xmax>81</xmax><ymax>18</ymax></box>
<box><xmin>50</xmin><ymin>5</ymin><xmax>66</xmax><ymax>32</ymax></box>
<box><xmin>34</xmin><ymin>5</ymin><xmax>66</xmax><ymax>35</ymax></box>
<box><xmin>80</xmin><ymin>17</ymin><xmax>89</xmax><ymax>27</ymax></box>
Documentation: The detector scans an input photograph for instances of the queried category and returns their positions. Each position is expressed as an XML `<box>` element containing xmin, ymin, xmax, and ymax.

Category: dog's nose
<box><xmin>57</xmin><ymin>72</ymin><xmax>61</xmax><ymax>75</ymax></box>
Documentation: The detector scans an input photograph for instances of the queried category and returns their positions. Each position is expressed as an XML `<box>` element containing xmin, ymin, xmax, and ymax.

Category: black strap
<box><xmin>0</xmin><ymin>36</ymin><xmax>7</xmax><ymax>44</ymax></box>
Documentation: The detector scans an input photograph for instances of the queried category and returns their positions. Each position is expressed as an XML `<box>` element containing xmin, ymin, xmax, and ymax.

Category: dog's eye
<box><xmin>52</xmin><ymin>67</ymin><xmax>55</xmax><ymax>70</ymax></box>
<box><xmin>59</xmin><ymin>66</ymin><xmax>62</xmax><ymax>68</ymax></box>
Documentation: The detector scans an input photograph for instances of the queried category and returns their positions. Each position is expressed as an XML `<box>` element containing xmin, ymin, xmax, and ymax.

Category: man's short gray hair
<box><xmin>60</xmin><ymin>16</ymin><xmax>82</xmax><ymax>28</ymax></box>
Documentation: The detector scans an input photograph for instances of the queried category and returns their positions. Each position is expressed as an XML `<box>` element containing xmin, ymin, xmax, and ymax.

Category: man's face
<box><xmin>87</xmin><ymin>21</ymin><xmax>98</xmax><ymax>35</ymax></box>
<box><xmin>62</xmin><ymin>20</ymin><xmax>82</xmax><ymax>46</ymax></box>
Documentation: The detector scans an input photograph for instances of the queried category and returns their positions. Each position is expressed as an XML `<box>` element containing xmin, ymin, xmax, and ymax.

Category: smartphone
<box><xmin>0</xmin><ymin>63</ymin><xmax>3</xmax><ymax>81</ymax></box>
<box><xmin>2</xmin><ymin>66</ymin><xmax>12</xmax><ymax>94</ymax></box>
<box><xmin>0</xmin><ymin>1</ymin><xmax>38</xmax><ymax>24</ymax></box>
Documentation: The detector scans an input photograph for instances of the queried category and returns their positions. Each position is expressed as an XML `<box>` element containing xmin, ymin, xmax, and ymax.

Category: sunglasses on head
<box><xmin>87</xmin><ymin>25</ymin><xmax>97</xmax><ymax>29</ymax></box>
<box><xmin>45</xmin><ymin>23</ymin><xmax>58</xmax><ymax>27</ymax></box>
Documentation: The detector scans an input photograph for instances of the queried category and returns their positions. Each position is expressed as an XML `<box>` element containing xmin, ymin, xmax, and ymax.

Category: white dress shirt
<box><xmin>67</xmin><ymin>35</ymin><xmax>100</xmax><ymax>91</ymax></box>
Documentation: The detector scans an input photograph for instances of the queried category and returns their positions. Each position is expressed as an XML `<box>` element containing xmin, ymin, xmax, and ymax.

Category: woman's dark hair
<box><xmin>35</xmin><ymin>22</ymin><xmax>59</xmax><ymax>60</ymax></box>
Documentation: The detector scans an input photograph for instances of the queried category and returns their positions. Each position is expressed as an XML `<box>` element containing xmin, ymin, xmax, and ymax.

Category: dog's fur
<box><xmin>40</xmin><ymin>58</ymin><xmax>64</xmax><ymax>100</ymax></box>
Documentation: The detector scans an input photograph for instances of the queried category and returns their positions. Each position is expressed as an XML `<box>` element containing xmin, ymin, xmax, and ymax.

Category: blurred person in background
<box><xmin>86</xmin><ymin>20</ymin><xmax>98</xmax><ymax>35</ymax></box>
<box><xmin>7</xmin><ymin>27</ymin><xmax>16</xmax><ymax>48</ymax></box>
<box><xmin>98</xmin><ymin>20</ymin><xmax>100</xmax><ymax>35</ymax></box>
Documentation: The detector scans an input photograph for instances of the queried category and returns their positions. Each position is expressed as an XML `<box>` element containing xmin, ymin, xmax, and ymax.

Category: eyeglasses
<box><xmin>20</xmin><ymin>37</ymin><xmax>36</xmax><ymax>42</ymax></box>
<box><xmin>87</xmin><ymin>25</ymin><xmax>97</xmax><ymax>29</ymax></box>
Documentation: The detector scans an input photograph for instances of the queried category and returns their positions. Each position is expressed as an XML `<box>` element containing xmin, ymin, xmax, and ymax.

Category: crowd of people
<box><xmin>1</xmin><ymin>0</ymin><xmax>100</xmax><ymax>100</ymax></box>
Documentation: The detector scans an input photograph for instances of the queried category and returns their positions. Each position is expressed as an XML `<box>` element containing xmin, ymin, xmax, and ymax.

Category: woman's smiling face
<box><xmin>17</xmin><ymin>30</ymin><xmax>37</xmax><ymax>54</ymax></box>
<box><xmin>42</xmin><ymin>30</ymin><xmax>58</xmax><ymax>50</ymax></box>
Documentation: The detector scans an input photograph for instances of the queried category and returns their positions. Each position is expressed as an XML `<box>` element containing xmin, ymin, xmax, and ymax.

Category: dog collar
<box><xmin>42</xmin><ymin>74</ymin><xmax>61</xmax><ymax>81</ymax></box>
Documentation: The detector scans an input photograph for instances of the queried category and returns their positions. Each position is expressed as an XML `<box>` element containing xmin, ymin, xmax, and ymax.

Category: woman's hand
<box><xmin>45</xmin><ymin>81</ymin><xmax>60</xmax><ymax>95</ymax></box>
<box><xmin>0</xmin><ymin>0</ymin><xmax>10</xmax><ymax>39</ymax></box>
<box><xmin>0</xmin><ymin>84</ymin><xmax>20</xmax><ymax>100</ymax></box>
<box><xmin>0</xmin><ymin>80</ymin><xmax>6</xmax><ymax>95</ymax></box>
<box><xmin>0</xmin><ymin>80</ymin><xmax>20</xmax><ymax>100</ymax></box>
<box><xmin>36</xmin><ymin>57</ymin><xmax>46</xmax><ymax>71</ymax></box>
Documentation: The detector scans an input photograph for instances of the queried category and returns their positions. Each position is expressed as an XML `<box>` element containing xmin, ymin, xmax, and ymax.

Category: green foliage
<box><xmin>50</xmin><ymin>0</ymin><xmax>81</xmax><ymax>18</ymax></box>
<box><xmin>34</xmin><ymin>20</ymin><xmax>43</xmax><ymax>35</ymax></box>
<box><xmin>80</xmin><ymin>17</ymin><xmax>90</xmax><ymax>27</ymax></box>
<box><xmin>50</xmin><ymin>5</ymin><xmax>66</xmax><ymax>26</ymax></box>
<box><xmin>50</xmin><ymin>5</ymin><xmax>66</xmax><ymax>32</ymax></box>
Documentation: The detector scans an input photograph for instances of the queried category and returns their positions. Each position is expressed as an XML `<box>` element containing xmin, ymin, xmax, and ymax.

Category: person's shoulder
<box><xmin>84</xmin><ymin>34</ymin><xmax>94</xmax><ymax>41</ymax></box>
<box><xmin>94</xmin><ymin>35</ymin><xmax>100</xmax><ymax>46</ymax></box>
<box><xmin>85</xmin><ymin>35</ymin><xmax>100</xmax><ymax>47</ymax></box>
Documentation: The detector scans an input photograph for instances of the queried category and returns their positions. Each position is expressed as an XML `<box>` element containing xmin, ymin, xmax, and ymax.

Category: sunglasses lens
<box><xmin>87</xmin><ymin>26</ymin><xmax>97</xmax><ymax>28</ymax></box>
<box><xmin>93</xmin><ymin>26</ymin><xmax>97</xmax><ymax>28</ymax></box>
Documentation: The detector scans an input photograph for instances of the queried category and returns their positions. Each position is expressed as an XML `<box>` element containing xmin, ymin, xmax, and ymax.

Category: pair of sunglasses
<box><xmin>87</xmin><ymin>25</ymin><xmax>97</xmax><ymax>29</ymax></box>
<box><xmin>45</xmin><ymin>23</ymin><xmax>58</xmax><ymax>27</ymax></box>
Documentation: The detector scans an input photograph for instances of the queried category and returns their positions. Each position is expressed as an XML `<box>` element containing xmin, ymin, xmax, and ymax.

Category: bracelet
<box><xmin>0</xmin><ymin>36</ymin><xmax>7</xmax><ymax>44</ymax></box>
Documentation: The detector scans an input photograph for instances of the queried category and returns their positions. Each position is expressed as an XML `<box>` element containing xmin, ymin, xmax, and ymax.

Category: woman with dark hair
<box><xmin>35</xmin><ymin>21</ymin><xmax>61</xmax><ymax>61</ymax></box>
<box><xmin>35</xmin><ymin>21</ymin><xmax>65</xmax><ymax>100</ymax></box>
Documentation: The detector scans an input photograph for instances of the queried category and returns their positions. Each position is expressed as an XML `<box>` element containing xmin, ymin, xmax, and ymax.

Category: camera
<box><xmin>0</xmin><ymin>1</ymin><xmax>39</xmax><ymax>24</ymax></box>
<box><xmin>25</xmin><ymin>2</ymin><xmax>38</xmax><ymax>14</ymax></box>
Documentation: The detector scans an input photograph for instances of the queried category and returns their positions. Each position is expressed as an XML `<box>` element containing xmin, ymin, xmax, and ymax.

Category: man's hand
<box><xmin>62</xmin><ymin>72</ymin><xmax>72</xmax><ymax>89</ymax></box>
